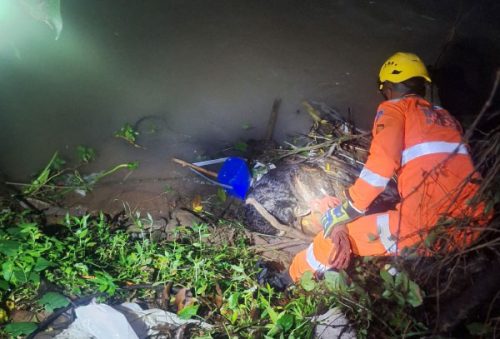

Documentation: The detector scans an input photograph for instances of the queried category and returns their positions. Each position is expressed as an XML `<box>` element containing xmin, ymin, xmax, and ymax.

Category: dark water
<box><xmin>1</xmin><ymin>0</ymin><xmax>498</xmax><ymax>213</ymax></box>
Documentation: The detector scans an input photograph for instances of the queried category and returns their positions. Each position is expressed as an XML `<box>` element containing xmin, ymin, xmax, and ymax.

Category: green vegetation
<box><xmin>114</xmin><ymin>123</ymin><xmax>142</xmax><ymax>148</ymax></box>
<box><xmin>6</xmin><ymin>147</ymin><xmax>138</xmax><ymax>202</ymax></box>
<box><xmin>0</xmin><ymin>199</ymin><xmax>430</xmax><ymax>338</ymax></box>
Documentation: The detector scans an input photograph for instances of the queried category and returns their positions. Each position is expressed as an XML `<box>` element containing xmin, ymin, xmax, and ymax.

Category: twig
<box><xmin>278</xmin><ymin>134</ymin><xmax>369</xmax><ymax>159</ymax></box>
<box><xmin>265</xmin><ymin>98</ymin><xmax>281</xmax><ymax>141</ymax></box>
<box><xmin>172</xmin><ymin>158</ymin><xmax>218</xmax><ymax>178</ymax></box>
<box><xmin>464</xmin><ymin>69</ymin><xmax>500</xmax><ymax>141</ymax></box>
<box><xmin>250</xmin><ymin>239</ymin><xmax>307</xmax><ymax>252</ymax></box>
<box><xmin>245</xmin><ymin>197</ymin><xmax>312</xmax><ymax>241</ymax></box>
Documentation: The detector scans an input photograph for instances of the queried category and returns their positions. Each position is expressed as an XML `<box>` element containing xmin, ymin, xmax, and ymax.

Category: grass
<box><xmin>0</xmin><ymin>197</ymin><xmax>435</xmax><ymax>338</ymax></box>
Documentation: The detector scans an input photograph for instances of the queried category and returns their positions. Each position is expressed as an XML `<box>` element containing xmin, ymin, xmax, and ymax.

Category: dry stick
<box><xmin>172</xmin><ymin>158</ymin><xmax>218</xmax><ymax>178</ymax></box>
<box><xmin>395</xmin><ymin>69</ymin><xmax>500</xmax><ymax>240</ymax></box>
<box><xmin>429</xmin><ymin>70</ymin><xmax>500</xmax><ymax>331</ymax></box>
<box><xmin>250</xmin><ymin>239</ymin><xmax>307</xmax><ymax>252</ymax></box>
<box><xmin>278</xmin><ymin>134</ymin><xmax>368</xmax><ymax>159</ymax></box>
<box><xmin>265</xmin><ymin>98</ymin><xmax>281</xmax><ymax>141</ymax></box>
<box><xmin>245</xmin><ymin>197</ymin><xmax>312</xmax><ymax>241</ymax></box>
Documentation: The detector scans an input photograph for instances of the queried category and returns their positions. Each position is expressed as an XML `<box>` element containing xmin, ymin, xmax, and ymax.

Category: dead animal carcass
<box><xmin>244</xmin><ymin>159</ymin><xmax>399</xmax><ymax>236</ymax></box>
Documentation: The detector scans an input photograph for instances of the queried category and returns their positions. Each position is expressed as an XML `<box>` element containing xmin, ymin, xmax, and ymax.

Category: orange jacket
<box><xmin>289</xmin><ymin>95</ymin><xmax>487</xmax><ymax>281</ymax></box>
<box><xmin>348</xmin><ymin>95</ymin><xmax>481</xmax><ymax>247</ymax></box>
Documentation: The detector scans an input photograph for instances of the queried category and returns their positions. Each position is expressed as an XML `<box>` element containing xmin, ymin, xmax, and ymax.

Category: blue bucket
<box><xmin>217</xmin><ymin>157</ymin><xmax>251</xmax><ymax>200</ymax></box>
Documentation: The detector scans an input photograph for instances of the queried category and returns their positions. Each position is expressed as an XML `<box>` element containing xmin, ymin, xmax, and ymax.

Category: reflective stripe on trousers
<box><xmin>402</xmin><ymin>141</ymin><xmax>468</xmax><ymax>166</ymax></box>
<box><xmin>306</xmin><ymin>244</ymin><xmax>329</xmax><ymax>273</ymax></box>
<box><xmin>376</xmin><ymin>214</ymin><xmax>397</xmax><ymax>254</ymax></box>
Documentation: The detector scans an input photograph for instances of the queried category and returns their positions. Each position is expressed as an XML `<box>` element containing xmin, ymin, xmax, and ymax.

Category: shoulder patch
<box><xmin>375</xmin><ymin>110</ymin><xmax>384</xmax><ymax>122</ymax></box>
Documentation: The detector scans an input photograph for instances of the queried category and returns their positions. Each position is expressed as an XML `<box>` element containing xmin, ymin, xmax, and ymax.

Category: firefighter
<box><xmin>287</xmin><ymin>52</ymin><xmax>487</xmax><ymax>282</ymax></box>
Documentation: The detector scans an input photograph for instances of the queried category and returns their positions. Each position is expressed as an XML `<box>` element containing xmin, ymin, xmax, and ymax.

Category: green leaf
<box><xmin>407</xmin><ymin>280</ymin><xmax>423</xmax><ymax>307</ymax></box>
<box><xmin>300</xmin><ymin>271</ymin><xmax>316</xmax><ymax>292</ymax></box>
<box><xmin>178</xmin><ymin>304</ymin><xmax>199</xmax><ymax>319</ymax></box>
<box><xmin>38</xmin><ymin>292</ymin><xmax>70</xmax><ymax>312</ymax></box>
<box><xmin>380</xmin><ymin>268</ymin><xmax>394</xmax><ymax>286</ymax></box>
<box><xmin>324</xmin><ymin>271</ymin><xmax>347</xmax><ymax>291</ymax></box>
<box><xmin>0</xmin><ymin>240</ymin><xmax>20</xmax><ymax>256</ymax></box>
<box><xmin>6</xmin><ymin>227</ymin><xmax>22</xmax><ymax>237</ymax></box>
<box><xmin>28</xmin><ymin>271</ymin><xmax>40</xmax><ymax>284</ymax></box>
<box><xmin>230</xmin><ymin>264</ymin><xmax>245</xmax><ymax>273</ymax></box>
<box><xmin>259</xmin><ymin>295</ymin><xmax>278</xmax><ymax>324</ymax></box>
<box><xmin>24</xmin><ymin>152</ymin><xmax>58</xmax><ymax>195</ymax></box>
<box><xmin>1</xmin><ymin>261</ymin><xmax>14</xmax><ymax>281</ymax></box>
<box><xmin>395</xmin><ymin>272</ymin><xmax>409</xmax><ymax>292</ymax></box>
<box><xmin>0</xmin><ymin>279</ymin><xmax>9</xmax><ymax>290</ymax></box>
<box><xmin>277</xmin><ymin>313</ymin><xmax>294</xmax><ymax>332</ymax></box>
<box><xmin>267</xmin><ymin>324</ymin><xmax>282</xmax><ymax>337</ymax></box>
<box><xmin>93</xmin><ymin>271</ymin><xmax>117</xmax><ymax>295</ymax></box>
<box><xmin>127</xmin><ymin>161</ymin><xmax>139</xmax><ymax>170</ymax></box>
<box><xmin>195</xmin><ymin>282</ymin><xmax>207</xmax><ymax>295</ymax></box>
<box><xmin>76</xmin><ymin>145</ymin><xmax>96</xmax><ymax>163</ymax></box>
<box><xmin>228</xmin><ymin>293</ymin><xmax>239</xmax><ymax>309</ymax></box>
<box><xmin>233</xmin><ymin>141</ymin><xmax>248</xmax><ymax>153</ymax></box>
<box><xmin>4</xmin><ymin>322</ymin><xmax>37</xmax><ymax>337</ymax></box>
<box><xmin>34</xmin><ymin>257</ymin><xmax>52</xmax><ymax>272</ymax></box>
<box><xmin>217</xmin><ymin>188</ymin><xmax>227</xmax><ymax>202</ymax></box>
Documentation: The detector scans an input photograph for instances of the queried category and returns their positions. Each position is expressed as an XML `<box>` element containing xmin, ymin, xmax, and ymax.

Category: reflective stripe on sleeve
<box><xmin>306</xmin><ymin>244</ymin><xmax>328</xmax><ymax>273</ymax></box>
<box><xmin>359</xmin><ymin>168</ymin><xmax>391</xmax><ymax>188</ymax></box>
<box><xmin>401</xmin><ymin>142</ymin><xmax>468</xmax><ymax>166</ymax></box>
<box><xmin>376</xmin><ymin>214</ymin><xmax>397</xmax><ymax>254</ymax></box>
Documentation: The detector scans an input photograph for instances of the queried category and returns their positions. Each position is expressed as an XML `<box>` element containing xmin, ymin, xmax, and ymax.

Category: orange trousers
<box><xmin>289</xmin><ymin>210</ymin><xmax>401</xmax><ymax>282</ymax></box>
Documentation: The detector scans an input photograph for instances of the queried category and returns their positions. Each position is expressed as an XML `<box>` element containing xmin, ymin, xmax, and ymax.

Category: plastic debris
<box><xmin>114</xmin><ymin>302</ymin><xmax>213</xmax><ymax>338</ymax></box>
<box><xmin>55</xmin><ymin>300</ymin><xmax>138</xmax><ymax>339</ymax></box>
<box><xmin>313</xmin><ymin>308</ymin><xmax>356</xmax><ymax>339</ymax></box>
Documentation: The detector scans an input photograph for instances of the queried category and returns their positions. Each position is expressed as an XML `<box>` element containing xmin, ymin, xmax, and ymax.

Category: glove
<box><xmin>328</xmin><ymin>224</ymin><xmax>351</xmax><ymax>270</ymax></box>
<box><xmin>321</xmin><ymin>199</ymin><xmax>364</xmax><ymax>237</ymax></box>
<box><xmin>256</xmin><ymin>261</ymin><xmax>293</xmax><ymax>291</ymax></box>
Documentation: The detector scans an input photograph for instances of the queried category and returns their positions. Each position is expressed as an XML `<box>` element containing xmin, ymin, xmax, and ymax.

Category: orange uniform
<box><xmin>290</xmin><ymin>95</ymin><xmax>484</xmax><ymax>281</ymax></box>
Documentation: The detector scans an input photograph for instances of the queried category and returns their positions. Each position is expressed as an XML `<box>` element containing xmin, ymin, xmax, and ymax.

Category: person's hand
<box><xmin>321</xmin><ymin>200</ymin><xmax>364</xmax><ymax>237</ymax></box>
<box><xmin>309</xmin><ymin>195</ymin><xmax>341</xmax><ymax>214</ymax></box>
<box><xmin>328</xmin><ymin>225</ymin><xmax>351</xmax><ymax>270</ymax></box>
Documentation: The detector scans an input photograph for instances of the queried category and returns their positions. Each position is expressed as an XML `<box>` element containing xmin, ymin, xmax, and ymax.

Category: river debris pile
<box><xmin>242</xmin><ymin>101</ymin><xmax>399</xmax><ymax>242</ymax></box>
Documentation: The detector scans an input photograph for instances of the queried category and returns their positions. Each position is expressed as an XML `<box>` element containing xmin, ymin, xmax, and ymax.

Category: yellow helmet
<box><xmin>379</xmin><ymin>52</ymin><xmax>431</xmax><ymax>86</ymax></box>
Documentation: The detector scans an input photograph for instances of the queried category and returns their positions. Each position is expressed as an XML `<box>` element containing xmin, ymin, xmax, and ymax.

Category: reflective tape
<box><xmin>306</xmin><ymin>244</ymin><xmax>328</xmax><ymax>273</ymax></box>
<box><xmin>359</xmin><ymin>168</ymin><xmax>391</xmax><ymax>188</ymax></box>
<box><xmin>402</xmin><ymin>141</ymin><xmax>468</xmax><ymax>166</ymax></box>
<box><xmin>376</xmin><ymin>214</ymin><xmax>397</xmax><ymax>254</ymax></box>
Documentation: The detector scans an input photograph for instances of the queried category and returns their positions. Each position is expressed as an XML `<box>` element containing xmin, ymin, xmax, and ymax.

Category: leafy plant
<box><xmin>233</xmin><ymin>141</ymin><xmax>248</xmax><ymax>153</ymax></box>
<box><xmin>114</xmin><ymin>123</ymin><xmax>141</xmax><ymax>148</ymax></box>
<box><xmin>37</xmin><ymin>292</ymin><xmax>69</xmax><ymax>312</ymax></box>
<box><xmin>0</xmin><ymin>201</ymin><xmax>430</xmax><ymax>338</ymax></box>
<box><xmin>76</xmin><ymin>145</ymin><xmax>96</xmax><ymax>163</ymax></box>
<box><xmin>3</xmin><ymin>322</ymin><xmax>37</xmax><ymax>337</ymax></box>
<box><xmin>10</xmin><ymin>152</ymin><xmax>139</xmax><ymax>201</ymax></box>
